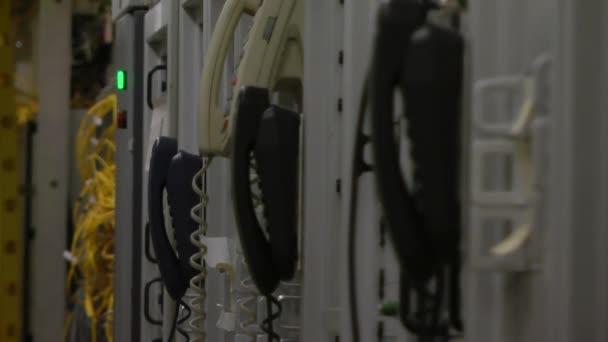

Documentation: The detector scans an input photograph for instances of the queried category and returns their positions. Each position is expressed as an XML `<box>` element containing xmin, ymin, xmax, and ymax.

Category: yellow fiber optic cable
<box><xmin>64</xmin><ymin>94</ymin><xmax>117</xmax><ymax>342</ymax></box>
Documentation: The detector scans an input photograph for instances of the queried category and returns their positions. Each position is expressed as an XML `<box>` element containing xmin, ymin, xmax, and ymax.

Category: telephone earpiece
<box><xmin>254</xmin><ymin>101</ymin><xmax>300</xmax><ymax>279</ymax></box>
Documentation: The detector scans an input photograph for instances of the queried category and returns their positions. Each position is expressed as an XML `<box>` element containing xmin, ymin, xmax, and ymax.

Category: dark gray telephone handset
<box><xmin>349</xmin><ymin>0</ymin><xmax>465</xmax><ymax>340</ymax></box>
<box><xmin>231</xmin><ymin>86</ymin><xmax>300</xmax><ymax>341</ymax></box>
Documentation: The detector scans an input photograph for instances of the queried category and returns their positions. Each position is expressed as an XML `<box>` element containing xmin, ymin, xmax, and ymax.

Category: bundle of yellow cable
<box><xmin>64</xmin><ymin>94</ymin><xmax>117</xmax><ymax>342</ymax></box>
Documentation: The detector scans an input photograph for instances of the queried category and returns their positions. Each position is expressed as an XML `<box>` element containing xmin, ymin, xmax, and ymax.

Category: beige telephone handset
<box><xmin>199</xmin><ymin>0</ymin><xmax>303</xmax><ymax>156</ymax></box>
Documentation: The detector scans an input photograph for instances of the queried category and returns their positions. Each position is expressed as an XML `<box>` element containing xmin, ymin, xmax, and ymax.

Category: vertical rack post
<box><xmin>114</xmin><ymin>9</ymin><xmax>146</xmax><ymax>342</ymax></box>
<box><xmin>0</xmin><ymin>1</ymin><xmax>21</xmax><ymax>341</ymax></box>
<box><xmin>301</xmin><ymin>0</ymin><xmax>346</xmax><ymax>340</ymax></box>
<box><xmin>33</xmin><ymin>1</ymin><xmax>71</xmax><ymax>340</ymax></box>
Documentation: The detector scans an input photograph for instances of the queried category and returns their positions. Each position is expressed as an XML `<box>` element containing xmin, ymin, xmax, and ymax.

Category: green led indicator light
<box><xmin>379</xmin><ymin>301</ymin><xmax>399</xmax><ymax>317</ymax></box>
<box><xmin>116</xmin><ymin>70</ymin><xmax>126</xmax><ymax>90</ymax></box>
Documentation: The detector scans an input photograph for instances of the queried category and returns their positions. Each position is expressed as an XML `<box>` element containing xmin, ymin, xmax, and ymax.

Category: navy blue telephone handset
<box><xmin>148</xmin><ymin>137</ymin><xmax>202</xmax><ymax>300</ymax></box>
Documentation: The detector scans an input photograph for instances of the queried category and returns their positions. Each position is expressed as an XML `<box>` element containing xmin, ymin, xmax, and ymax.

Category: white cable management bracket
<box><xmin>469</xmin><ymin>55</ymin><xmax>552</xmax><ymax>272</ymax></box>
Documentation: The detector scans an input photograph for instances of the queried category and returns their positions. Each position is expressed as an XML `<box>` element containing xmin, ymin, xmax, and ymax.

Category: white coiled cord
<box><xmin>237</xmin><ymin>254</ymin><xmax>259</xmax><ymax>337</ymax></box>
<box><xmin>189</xmin><ymin>157</ymin><xmax>212</xmax><ymax>341</ymax></box>
<box><xmin>249</xmin><ymin>156</ymin><xmax>266</xmax><ymax>230</ymax></box>
<box><xmin>234</xmin><ymin>155</ymin><xmax>264</xmax><ymax>338</ymax></box>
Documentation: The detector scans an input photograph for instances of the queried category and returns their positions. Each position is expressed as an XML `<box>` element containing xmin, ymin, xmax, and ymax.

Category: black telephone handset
<box><xmin>148</xmin><ymin>137</ymin><xmax>202</xmax><ymax>301</ymax></box>
<box><xmin>231</xmin><ymin>86</ymin><xmax>300</xmax><ymax>296</ymax></box>
<box><xmin>370</xmin><ymin>0</ymin><xmax>464</xmax><ymax>336</ymax></box>
<box><xmin>370</xmin><ymin>0</ymin><xmax>438</xmax><ymax>283</ymax></box>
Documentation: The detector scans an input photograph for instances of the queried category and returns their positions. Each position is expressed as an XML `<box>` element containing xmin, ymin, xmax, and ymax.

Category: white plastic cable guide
<box><xmin>469</xmin><ymin>55</ymin><xmax>551</xmax><ymax>272</ymax></box>
<box><xmin>217</xmin><ymin>310</ymin><xmax>237</xmax><ymax>332</ymax></box>
<box><xmin>202</xmin><ymin>236</ymin><xmax>240</xmax><ymax>333</ymax></box>
<box><xmin>202</xmin><ymin>236</ymin><xmax>236</xmax><ymax>268</ymax></box>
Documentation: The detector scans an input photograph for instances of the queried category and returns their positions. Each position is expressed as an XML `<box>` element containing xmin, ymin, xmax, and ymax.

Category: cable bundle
<box><xmin>65</xmin><ymin>95</ymin><xmax>117</xmax><ymax>342</ymax></box>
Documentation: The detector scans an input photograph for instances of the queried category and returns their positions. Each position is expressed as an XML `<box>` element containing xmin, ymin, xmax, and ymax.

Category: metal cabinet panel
<box><xmin>555</xmin><ymin>1</ymin><xmax>608</xmax><ymax>341</ymax></box>
<box><xmin>465</xmin><ymin>1</ymin><xmax>565</xmax><ymax>342</ymax></box>
<box><xmin>301</xmin><ymin>0</ymin><xmax>346</xmax><ymax>341</ymax></box>
<box><xmin>113</xmin><ymin>12</ymin><xmax>146</xmax><ymax>342</ymax></box>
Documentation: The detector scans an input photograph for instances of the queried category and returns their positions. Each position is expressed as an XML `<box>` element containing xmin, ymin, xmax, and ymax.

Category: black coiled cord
<box><xmin>402</xmin><ymin>266</ymin><xmax>462</xmax><ymax>342</ymax></box>
<box><xmin>261</xmin><ymin>294</ymin><xmax>282</xmax><ymax>341</ymax></box>
<box><xmin>249</xmin><ymin>155</ymin><xmax>283</xmax><ymax>341</ymax></box>
<box><xmin>403</xmin><ymin>272</ymin><xmax>447</xmax><ymax>341</ymax></box>
<box><xmin>175</xmin><ymin>299</ymin><xmax>192</xmax><ymax>342</ymax></box>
